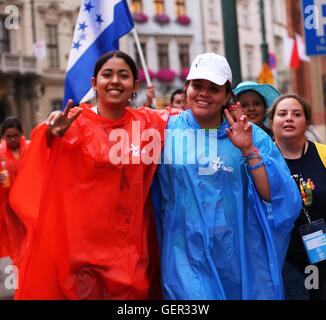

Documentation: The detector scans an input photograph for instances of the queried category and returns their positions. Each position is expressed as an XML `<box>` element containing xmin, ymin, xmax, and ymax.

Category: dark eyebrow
<box><xmin>101</xmin><ymin>68</ymin><xmax>130</xmax><ymax>73</ymax></box>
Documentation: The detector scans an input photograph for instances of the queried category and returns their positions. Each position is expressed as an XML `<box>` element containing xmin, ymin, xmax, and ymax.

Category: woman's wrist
<box><xmin>241</xmin><ymin>145</ymin><xmax>257</xmax><ymax>156</ymax></box>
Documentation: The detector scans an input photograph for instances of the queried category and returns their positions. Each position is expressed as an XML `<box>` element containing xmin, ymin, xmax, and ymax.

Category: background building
<box><xmin>121</xmin><ymin>0</ymin><xmax>204</xmax><ymax>107</ymax></box>
<box><xmin>285</xmin><ymin>0</ymin><xmax>326</xmax><ymax>138</ymax></box>
<box><xmin>0</xmin><ymin>0</ymin><xmax>325</xmax><ymax>139</ymax></box>
<box><xmin>0</xmin><ymin>0</ymin><xmax>79</xmax><ymax>134</ymax></box>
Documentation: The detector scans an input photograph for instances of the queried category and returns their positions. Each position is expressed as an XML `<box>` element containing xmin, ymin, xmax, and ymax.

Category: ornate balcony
<box><xmin>0</xmin><ymin>53</ymin><xmax>38</xmax><ymax>75</ymax></box>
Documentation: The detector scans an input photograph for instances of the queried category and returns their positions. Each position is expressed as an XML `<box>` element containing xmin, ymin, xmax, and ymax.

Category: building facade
<box><xmin>285</xmin><ymin>0</ymin><xmax>326</xmax><ymax>139</ymax></box>
<box><xmin>125</xmin><ymin>0</ymin><xmax>291</xmax><ymax>105</ymax></box>
<box><xmin>0</xmin><ymin>0</ymin><xmax>325</xmax><ymax>137</ymax></box>
<box><xmin>0</xmin><ymin>0</ymin><xmax>79</xmax><ymax>135</ymax></box>
<box><xmin>121</xmin><ymin>0</ymin><xmax>205</xmax><ymax>107</ymax></box>
<box><xmin>201</xmin><ymin>0</ymin><xmax>290</xmax><ymax>91</ymax></box>
<box><xmin>0</xmin><ymin>0</ymin><xmax>38</xmax><ymax>134</ymax></box>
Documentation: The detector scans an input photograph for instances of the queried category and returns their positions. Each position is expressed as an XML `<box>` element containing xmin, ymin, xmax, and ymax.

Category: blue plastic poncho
<box><xmin>152</xmin><ymin>110</ymin><xmax>301</xmax><ymax>300</ymax></box>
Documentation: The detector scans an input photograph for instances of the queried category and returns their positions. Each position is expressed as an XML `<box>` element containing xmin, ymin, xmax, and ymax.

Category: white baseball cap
<box><xmin>186</xmin><ymin>52</ymin><xmax>233</xmax><ymax>85</ymax></box>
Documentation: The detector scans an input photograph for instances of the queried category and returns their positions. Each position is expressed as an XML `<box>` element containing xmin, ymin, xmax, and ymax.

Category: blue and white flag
<box><xmin>63</xmin><ymin>0</ymin><xmax>134</xmax><ymax>107</ymax></box>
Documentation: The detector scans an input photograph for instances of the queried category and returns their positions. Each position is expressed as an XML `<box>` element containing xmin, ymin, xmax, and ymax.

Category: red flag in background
<box><xmin>295</xmin><ymin>33</ymin><xmax>311</xmax><ymax>63</ymax></box>
<box><xmin>290</xmin><ymin>38</ymin><xmax>301</xmax><ymax>70</ymax></box>
<box><xmin>283</xmin><ymin>34</ymin><xmax>310</xmax><ymax>70</ymax></box>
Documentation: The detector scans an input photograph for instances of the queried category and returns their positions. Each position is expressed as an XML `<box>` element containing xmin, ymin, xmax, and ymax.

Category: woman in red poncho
<box><xmin>10</xmin><ymin>51</ymin><xmax>178</xmax><ymax>300</ymax></box>
<box><xmin>0</xmin><ymin>117</ymin><xmax>29</xmax><ymax>264</ymax></box>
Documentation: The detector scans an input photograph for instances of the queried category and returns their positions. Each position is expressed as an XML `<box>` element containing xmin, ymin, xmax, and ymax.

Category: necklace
<box><xmin>96</xmin><ymin>106</ymin><xmax>101</xmax><ymax>116</ymax></box>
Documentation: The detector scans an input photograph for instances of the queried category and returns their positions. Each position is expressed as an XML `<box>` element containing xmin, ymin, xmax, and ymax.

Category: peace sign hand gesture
<box><xmin>224</xmin><ymin>103</ymin><xmax>254</xmax><ymax>154</ymax></box>
<box><xmin>46</xmin><ymin>99</ymin><xmax>82</xmax><ymax>137</ymax></box>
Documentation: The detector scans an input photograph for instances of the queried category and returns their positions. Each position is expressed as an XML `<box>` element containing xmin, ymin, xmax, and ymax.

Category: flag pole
<box><xmin>131</xmin><ymin>28</ymin><xmax>157</xmax><ymax>107</ymax></box>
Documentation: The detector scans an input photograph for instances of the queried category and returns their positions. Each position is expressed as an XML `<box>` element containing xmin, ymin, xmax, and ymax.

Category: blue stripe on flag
<box><xmin>63</xmin><ymin>0</ymin><xmax>134</xmax><ymax>107</ymax></box>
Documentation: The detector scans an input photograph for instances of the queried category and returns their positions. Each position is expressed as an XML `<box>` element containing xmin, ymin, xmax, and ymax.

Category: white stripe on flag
<box><xmin>67</xmin><ymin>0</ymin><xmax>121</xmax><ymax>71</ymax></box>
<box><xmin>63</xmin><ymin>0</ymin><xmax>134</xmax><ymax>107</ymax></box>
<box><xmin>295</xmin><ymin>33</ymin><xmax>311</xmax><ymax>62</ymax></box>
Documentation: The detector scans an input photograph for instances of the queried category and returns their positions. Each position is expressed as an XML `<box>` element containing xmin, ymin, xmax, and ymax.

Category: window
<box><xmin>46</xmin><ymin>24</ymin><xmax>59</xmax><ymax>69</ymax></box>
<box><xmin>154</xmin><ymin>0</ymin><xmax>165</xmax><ymax>15</ymax></box>
<box><xmin>210</xmin><ymin>41</ymin><xmax>220</xmax><ymax>54</ymax></box>
<box><xmin>245</xmin><ymin>46</ymin><xmax>254</xmax><ymax>80</ymax></box>
<box><xmin>178</xmin><ymin>44</ymin><xmax>189</xmax><ymax>68</ymax></box>
<box><xmin>208</xmin><ymin>0</ymin><xmax>217</xmax><ymax>23</ymax></box>
<box><xmin>271</xmin><ymin>0</ymin><xmax>283</xmax><ymax>24</ymax></box>
<box><xmin>157</xmin><ymin>43</ymin><xmax>169</xmax><ymax>69</ymax></box>
<box><xmin>242</xmin><ymin>2</ymin><xmax>250</xmax><ymax>27</ymax></box>
<box><xmin>0</xmin><ymin>17</ymin><xmax>10</xmax><ymax>53</ymax></box>
<box><xmin>134</xmin><ymin>42</ymin><xmax>147</xmax><ymax>68</ymax></box>
<box><xmin>51</xmin><ymin>99</ymin><xmax>62</xmax><ymax>112</ymax></box>
<box><xmin>176</xmin><ymin>0</ymin><xmax>186</xmax><ymax>17</ymax></box>
<box><xmin>131</xmin><ymin>0</ymin><xmax>143</xmax><ymax>13</ymax></box>
<box><xmin>274</xmin><ymin>36</ymin><xmax>282</xmax><ymax>68</ymax></box>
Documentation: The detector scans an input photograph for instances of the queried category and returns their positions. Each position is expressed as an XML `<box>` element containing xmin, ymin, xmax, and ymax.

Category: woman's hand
<box><xmin>227</xmin><ymin>102</ymin><xmax>244</xmax><ymax>122</ymax></box>
<box><xmin>225</xmin><ymin>104</ymin><xmax>270</xmax><ymax>201</ymax></box>
<box><xmin>224</xmin><ymin>104</ymin><xmax>253</xmax><ymax>153</ymax></box>
<box><xmin>0</xmin><ymin>172</ymin><xmax>5</xmax><ymax>183</ymax></box>
<box><xmin>46</xmin><ymin>99</ymin><xmax>82</xmax><ymax>138</ymax></box>
<box><xmin>145</xmin><ymin>85</ymin><xmax>155</xmax><ymax>108</ymax></box>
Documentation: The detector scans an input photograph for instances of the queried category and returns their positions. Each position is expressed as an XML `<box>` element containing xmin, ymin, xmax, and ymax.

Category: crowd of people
<box><xmin>0</xmin><ymin>117</ymin><xmax>30</xmax><ymax>299</ymax></box>
<box><xmin>0</xmin><ymin>50</ymin><xmax>325</xmax><ymax>300</ymax></box>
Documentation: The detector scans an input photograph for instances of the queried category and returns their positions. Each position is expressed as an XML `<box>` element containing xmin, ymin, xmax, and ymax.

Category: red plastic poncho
<box><xmin>0</xmin><ymin>137</ymin><xmax>29</xmax><ymax>262</ymax></box>
<box><xmin>10</xmin><ymin>104</ymin><xmax>176</xmax><ymax>300</ymax></box>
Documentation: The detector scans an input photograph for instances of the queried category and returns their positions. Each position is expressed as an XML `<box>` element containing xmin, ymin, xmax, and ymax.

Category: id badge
<box><xmin>299</xmin><ymin>218</ymin><xmax>326</xmax><ymax>264</ymax></box>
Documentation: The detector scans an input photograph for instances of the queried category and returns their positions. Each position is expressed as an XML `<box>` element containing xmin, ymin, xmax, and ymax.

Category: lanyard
<box><xmin>297</xmin><ymin>142</ymin><xmax>314</xmax><ymax>224</ymax></box>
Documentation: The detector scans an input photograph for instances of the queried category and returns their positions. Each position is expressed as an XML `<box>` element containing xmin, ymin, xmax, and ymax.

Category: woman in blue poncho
<box><xmin>153</xmin><ymin>53</ymin><xmax>302</xmax><ymax>300</ymax></box>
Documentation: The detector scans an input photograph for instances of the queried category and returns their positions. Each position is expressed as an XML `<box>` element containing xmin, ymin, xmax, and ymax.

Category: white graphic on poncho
<box><xmin>199</xmin><ymin>157</ymin><xmax>234</xmax><ymax>176</ymax></box>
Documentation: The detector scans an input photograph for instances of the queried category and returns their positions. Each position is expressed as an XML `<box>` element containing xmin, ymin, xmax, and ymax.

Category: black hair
<box><xmin>93</xmin><ymin>51</ymin><xmax>138</xmax><ymax>81</ymax></box>
<box><xmin>225</xmin><ymin>81</ymin><xmax>235</xmax><ymax>109</ymax></box>
<box><xmin>170</xmin><ymin>89</ymin><xmax>184</xmax><ymax>104</ymax></box>
<box><xmin>1</xmin><ymin>116</ymin><xmax>23</xmax><ymax>135</ymax></box>
<box><xmin>268</xmin><ymin>94</ymin><xmax>312</xmax><ymax>124</ymax></box>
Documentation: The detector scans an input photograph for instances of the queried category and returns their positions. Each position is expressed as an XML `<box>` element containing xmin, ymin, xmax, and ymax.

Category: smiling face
<box><xmin>237</xmin><ymin>90</ymin><xmax>266</xmax><ymax>125</ymax></box>
<box><xmin>271</xmin><ymin>98</ymin><xmax>307</xmax><ymax>140</ymax></box>
<box><xmin>91</xmin><ymin>56</ymin><xmax>138</xmax><ymax>110</ymax></box>
<box><xmin>186</xmin><ymin>79</ymin><xmax>230</xmax><ymax>127</ymax></box>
